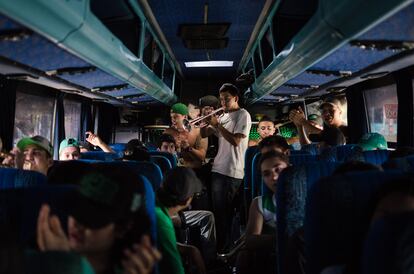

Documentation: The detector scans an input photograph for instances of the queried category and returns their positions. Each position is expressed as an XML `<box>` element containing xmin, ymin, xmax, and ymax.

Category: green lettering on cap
<box><xmin>79</xmin><ymin>173</ymin><xmax>119</xmax><ymax>205</ymax></box>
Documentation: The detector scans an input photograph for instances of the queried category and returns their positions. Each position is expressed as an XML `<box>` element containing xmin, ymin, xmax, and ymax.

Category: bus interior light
<box><xmin>184</xmin><ymin>61</ymin><xmax>233</xmax><ymax>67</ymax></box>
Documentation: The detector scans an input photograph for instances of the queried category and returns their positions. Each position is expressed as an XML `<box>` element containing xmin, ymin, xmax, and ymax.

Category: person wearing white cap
<box><xmin>289</xmin><ymin>97</ymin><xmax>348</xmax><ymax>145</ymax></box>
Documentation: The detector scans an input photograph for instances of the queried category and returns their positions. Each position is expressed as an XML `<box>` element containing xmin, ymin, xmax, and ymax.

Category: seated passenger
<box><xmin>36</xmin><ymin>165</ymin><xmax>161</xmax><ymax>274</ymax></box>
<box><xmin>249</xmin><ymin>116</ymin><xmax>276</xmax><ymax>147</ymax></box>
<box><xmin>236</xmin><ymin>151</ymin><xmax>289</xmax><ymax>274</ymax></box>
<box><xmin>258</xmin><ymin>135</ymin><xmax>291</xmax><ymax>155</ymax></box>
<box><xmin>123</xmin><ymin>139</ymin><xmax>150</xmax><ymax>161</ymax></box>
<box><xmin>156</xmin><ymin>167</ymin><xmax>206</xmax><ymax>274</ymax></box>
<box><xmin>59</xmin><ymin>138</ymin><xmax>81</xmax><ymax>161</ymax></box>
<box><xmin>308</xmin><ymin>126</ymin><xmax>346</xmax><ymax>160</ymax></box>
<box><xmin>357</xmin><ymin>132</ymin><xmax>388</xmax><ymax>151</ymax></box>
<box><xmin>13</xmin><ymin>136</ymin><xmax>53</xmax><ymax>175</ymax></box>
<box><xmin>158</xmin><ymin>133</ymin><xmax>178</xmax><ymax>156</ymax></box>
<box><xmin>290</xmin><ymin>97</ymin><xmax>348</xmax><ymax>145</ymax></box>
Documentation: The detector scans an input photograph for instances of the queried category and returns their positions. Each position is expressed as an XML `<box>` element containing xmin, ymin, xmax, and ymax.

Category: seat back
<box><xmin>276</xmin><ymin>161</ymin><xmax>340</xmax><ymax>274</ymax></box>
<box><xmin>363</xmin><ymin>150</ymin><xmax>390</xmax><ymax>165</ymax></box>
<box><xmin>289</xmin><ymin>154</ymin><xmax>318</xmax><ymax>166</ymax></box>
<box><xmin>98</xmin><ymin>161</ymin><xmax>163</xmax><ymax>190</ymax></box>
<box><xmin>138</xmin><ymin>175</ymin><xmax>157</xmax><ymax>244</ymax></box>
<box><xmin>148</xmin><ymin>151</ymin><xmax>177</xmax><ymax>168</ymax></box>
<box><xmin>109</xmin><ymin>143</ymin><xmax>126</xmax><ymax>153</ymax></box>
<box><xmin>335</xmin><ymin>144</ymin><xmax>358</xmax><ymax>162</ymax></box>
<box><xmin>244</xmin><ymin>146</ymin><xmax>259</xmax><ymax>202</ymax></box>
<box><xmin>80</xmin><ymin>151</ymin><xmax>118</xmax><ymax>161</ymax></box>
<box><xmin>150</xmin><ymin>155</ymin><xmax>172</xmax><ymax>175</ymax></box>
<box><xmin>0</xmin><ymin>168</ymin><xmax>47</xmax><ymax>189</ymax></box>
<box><xmin>0</xmin><ymin>185</ymin><xmax>76</xmax><ymax>243</ymax></box>
<box><xmin>305</xmin><ymin>170</ymin><xmax>403</xmax><ymax>274</ymax></box>
<box><xmin>383</xmin><ymin>154</ymin><xmax>414</xmax><ymax>172</ymax></box>
<box><xmin>361</xmin><ymin>212</ymin><xmax>414</xmax><ymax>274</ymax></box>
<box><xmin>290</xmin><ymin>150</ymin><xmax>310</xmax><ymax>155</ymax></box>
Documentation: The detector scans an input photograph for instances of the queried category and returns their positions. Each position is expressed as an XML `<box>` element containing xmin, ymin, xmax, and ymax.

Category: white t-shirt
<box><xmin>212</xmin><ymin>108</ymin><xmax>251</xmax><ymax>179</ymax></box>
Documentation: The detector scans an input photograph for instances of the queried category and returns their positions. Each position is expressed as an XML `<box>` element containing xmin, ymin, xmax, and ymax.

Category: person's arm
<box><xmin>177</xmin><ymin>243</ymin><xmax>207</xmax><ymax>274</ymax></box>
<box><xmin>181</xmin><ymin>136</ymin><xmax>207</xmax><ymax>162</ymax></box>
<box><xmin>210</xmin><ymin>112</ymin><xmax>250</xmax><ymax>147</ymax></box>
<box><xmin>122</xmin><ymin>235</ymin><xmax>162</xmax><ymax>274</ymax></box>
<box><xmin>85</xmin><ymin>131</ymin><xmax>115</xmax><ymax>153</ymax></box>
<box><xmin>297</xmin><ymin>124</ymin><xmax>312</xmax><ymax>145</ymax></box>
<box><xmin>289</xmin><ymin>107</ymin><xmax>321</xmax><ymax>145</ymax></box>
<box><xmin>245</xmin><ymin>198</ymin><xmax>263</xmax><ymax>236</ymax></box>
<box><xmin>216</xmin><ymin>124</ymin><xmax>245</xmax><ymax>147</ymax></box>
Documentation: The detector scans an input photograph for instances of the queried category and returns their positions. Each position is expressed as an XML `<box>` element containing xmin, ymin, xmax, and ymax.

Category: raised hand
<box><xmin>37</xmin><ymin>204</ymin><xmax>70</xmax><ymax>251</ymax></box>
<box><xmin>85</xmin><ymin>131</ymin><xmax>103</xmax><ymax>147</ymax></box>
<box><xmin>122</xmin><ymin>235</ymin><xmax>162</xmax><ymax>274</ymax></box>
<box><xmin>289</xmin><ymin>107</ymin><xmax>306</xmax><ymax>126</ymax></box>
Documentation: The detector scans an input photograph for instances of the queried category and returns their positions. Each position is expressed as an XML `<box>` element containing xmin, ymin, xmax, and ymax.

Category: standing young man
<box><xmin>201</xmin><ymin>83</ymin><xmax>252</xmax><ymax>251</ymax></box>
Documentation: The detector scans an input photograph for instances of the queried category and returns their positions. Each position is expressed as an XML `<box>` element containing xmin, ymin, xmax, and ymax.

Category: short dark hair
<box><xmin>259</xmin><ymin>135</ymin><xmax>290</xmax><ymax>152</ymax></box>
<box><xmin>158</xmin><ymin>134</ymin><xmax>176</xmax><ymax>148</ymax></box>
<box><xmin>259</xmin><ymin>150</ymin><xmax>289</xmax><ymax>168</ymax></box>
<box><xmin>219</xmin><ymin>83</ymin><xmax>239</xmax><ymax>97</ymax></box>
<box><xmin>258</xmin><ymin>116</ymin><xmax>274</xmax><ymax>124</ymax></box>
<box><xmin>310</xmin><ymin>126</ymin><xmax>346</xmax><ymax>146</ymax></box>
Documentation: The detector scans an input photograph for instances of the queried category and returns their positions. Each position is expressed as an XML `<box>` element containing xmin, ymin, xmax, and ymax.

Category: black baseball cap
<box><xmin>67</xmin><ymin>167</ymin><xmax>144</xmax><ymax>229</ymax></box>
<box><xmin>161</xmin><ymin>167</ymin><xmax>202</xmax><ymax>201</ymax></box>
<box><xmin>199</xmin><ymin>95</ymin><xmax>219</xmax><ymax>108</ymax></box>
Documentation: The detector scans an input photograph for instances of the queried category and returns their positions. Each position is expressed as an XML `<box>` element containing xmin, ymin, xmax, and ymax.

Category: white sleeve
<box><xmin>233</xmin><ymin>109</ymin><xmax>251</xmax><ymax>136</ymax></box>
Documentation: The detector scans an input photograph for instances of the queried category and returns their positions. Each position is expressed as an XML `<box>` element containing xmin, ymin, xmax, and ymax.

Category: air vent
<box><xmin>178</xmin><ymin>23</ymin><xmax>230</xmax><ymax>50</ymax></box>
<box><xmin>178</xmin><ymin>23</ymin><xmax>230</xmax><ymax>39</ymax></box>
<box><xmin>184</xmin><ymin>38</ymin><xmax>228</xmax><ymax>49</ymax></box>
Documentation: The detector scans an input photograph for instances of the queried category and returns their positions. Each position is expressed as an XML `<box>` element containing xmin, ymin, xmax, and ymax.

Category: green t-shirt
<box><xmin>155</xmin><ymin>203</ymin><xmax>185</xmax><ymax>274</ymax></box>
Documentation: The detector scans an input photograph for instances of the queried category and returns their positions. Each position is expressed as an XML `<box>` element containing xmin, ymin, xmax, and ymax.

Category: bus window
<box><xmin>63</xmin><ymin>99</ymin><xmax>81</xmax><ymax>139</ymax></box>
<box><xmin>13</xmin><ymin>91</ymin><xmax>55</xmax><ymax>145</ymax></box>
<box><xmin>364</xmin><ymin>84</ymin><xmax>398</xmax><ymax>142</ymax></box>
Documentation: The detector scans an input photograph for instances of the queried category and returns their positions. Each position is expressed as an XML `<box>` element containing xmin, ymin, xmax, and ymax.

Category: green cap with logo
<box><xmin>358</xmin><ymin>132</ymin><xmax>388</xmax><ymax>151</ymax></box>
<box><xmin>59</xmin><ymin>138</ymin><xmax>80</xmax><ymax>154</ymax></box>
<box><xmin>171</xmin><ymin>103</ymin><xmax>188</xmax><ymax>115</ymax></box>
<box><xmin>17</xmin><ymin>135</ymin><xmax>53</xmax><ymax>157</ymax></box>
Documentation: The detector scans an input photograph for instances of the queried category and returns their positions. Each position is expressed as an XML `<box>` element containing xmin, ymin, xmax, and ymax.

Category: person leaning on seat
<box><xmin>156</xmin><ymin>167</ymin><xmax>207</xmax><ymax>274</ymax></box>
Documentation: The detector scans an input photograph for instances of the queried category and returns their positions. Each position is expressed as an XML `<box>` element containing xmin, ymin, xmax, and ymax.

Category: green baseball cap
<box><xmin>307</xmin><ymin>114</ymin><xmax>319</xmax><ymax>121</ymax></box>
<box><xmin>171</xmin><ymin>103</ymin><xmax>188</xmax><ymax>115</ymax></box>
<box><xmin>17</xmin><ymin>135</ymin><xmax>53</xmax><ymax>157</ymax></box>
<box><xmin>59</xmin><ymin>138</ymin><xmax>80</xmax><ymax>154</ymax></box>
<box><xmin>358</xmin><ymin>133</ymin><xmax>388</xmax><ymax>151</ymax></box>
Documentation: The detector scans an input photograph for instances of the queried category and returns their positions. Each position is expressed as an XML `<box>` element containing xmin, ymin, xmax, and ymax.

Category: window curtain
<box><xmin>0</xmin><ymin>78</ymin><xmax>17</xmax><ymax>151</ymax></box>
<box><xmin>78</xmin><ymin>101</ymin><xmax>93</xmax><ymax>142</ymax></box>
<box><xmin>96</xmin><ymin>103</ymin><xmax>119</xmax><ymax>144</ymax></box>
<box><xmin>395</xmin><ymin>70</ymin><xmax>414</xmax><ymax>147</ymax></box>
<box><xmin>346</xmin><ymin>86</ymin><xmax>369</xmax><ymax>144</ymax></box>
<box><xmin>53</xmin><ymin>93</ymin><xmax>66</xmax><ymax>159</ymax></box>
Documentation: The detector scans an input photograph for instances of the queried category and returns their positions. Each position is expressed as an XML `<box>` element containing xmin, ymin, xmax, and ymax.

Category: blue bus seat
<box><xmin>290</xmin><ymin>150</ymin><xmax>310</xmax><ymax>155</ymax></box>
<box><xmin>148</xmin><ymin>151</ymin><xmax>177</xmax><ymax>168</ymax></box>
<box><xmin>138</xmin><ymin>175</ymin><xmax>157</xmax><ymax>244</ymax></box>
<box><xmin>361</xmin><ymin>212</ymin><xmax>414</xmax><ymax>274</ymax></box>
<box><xmin>80</xmin><ymin>151</ymin><xmax>118</xmax><ymax>161</ymax></box>
<box><xmin>289</xmin><ymin>154</ymin><xmax>318</xmax><ymax>166</ymax></box>
<box><xmin>335</xmin><ymin>144</ymin><xmax>358</xmax><ymax>162</ymax></box>
<box><xmin>300</xmin><ymin>143</ymin><xmax>319</xmax><ymax>155</ymax></box>
<box><xmin>109</xmin><ymin>143</ymin><xmax>126</xmax><ymax>152</ymax></box>
<box><xmin>0</xmin><ymin>185</ymin><xmax>76</xmax><ymax>243</ymax></box>
<box><xmin>98</xmin><ymin>161</ymin><xmax>163</xmax><ymax>191</ymax></box>
<box><xmin>150</xmin><ymin>155</ymin><xmax>172</xmax><ymax>175</ymax></box>
<box><xmin>145</xmin><ymin>143</ymin><xmax>158</xmax><ymax>152</ymax></box>
<box><xmin>363</xmin><ymin>150</ymin><xmax>390</xmax><ymax>165</ymax></box>
<box><xmin>305</xmin><ymin>170</ymin><xmax>403</xmax><ymax>274</ymax></box>
<box><xmin>0</xmin><ymin>168</ymin><xmax>47</xmax><ymax>189</ymax></box>
<box><xmin>243</xmin><ymin>146</ymin><xmax>259</xmax><ymax>202</ymax></box>
<box><xmin>383</xmin><ymin>154</ymin><xmax>414</xmax><ymax>172</ymax></box>
<box><xmin>276</xmin><ymin>161</ymin><xmax>340</xmax><ymax>274</ymax></box>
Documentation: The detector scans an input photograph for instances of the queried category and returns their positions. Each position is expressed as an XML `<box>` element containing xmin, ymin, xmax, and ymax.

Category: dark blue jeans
<box><xmin>211</xmin><ymin>172</ymin><xmax>242</xmax><ymax>252</ymax></box>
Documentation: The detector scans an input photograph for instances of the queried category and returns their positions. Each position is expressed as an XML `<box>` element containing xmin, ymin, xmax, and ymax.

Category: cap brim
<box><xmin>17</xmin><ymin>138</ymin><xmax>52</xmax><ymax>156</ymax></box>
<box><xmin>65</xmin><ymin>190</ymin><xmax>116</xmax><ymax>229</ymax></box>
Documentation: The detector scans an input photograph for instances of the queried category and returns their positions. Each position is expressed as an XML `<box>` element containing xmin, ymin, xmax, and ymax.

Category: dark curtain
<box><xmin>346</xmin><ymin>86</ymin><xmax>368</xmax><ymax>144</ymax></box>
<box><xmin>78</xmin><ymin>101</ymin><xmax>93</xmax><ymax>142</ymax></box>
<box><xmin>96</xmin><ymin>103</ymin><xmax>119</xmax><ymax>144</ymax></box>
<box><xmin>0</xmin><ymin>78</ymin><xmax>18</xmax><ymax>151</ymax></box>
<box><xmin>53</xmin><ymin>93</ymin><xmax>66</xmax><ymax>159</ymax></box>
<box><xmin>395</xmin><ymin>70</ymin><xmax>414</xmax><ymax>147</ymax></box>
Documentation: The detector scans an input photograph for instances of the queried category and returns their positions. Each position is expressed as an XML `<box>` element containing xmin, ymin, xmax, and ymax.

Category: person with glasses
<box><xmin>248</xmin><ymin>116</ymin><xmax>276</xmax><ymax>147</ymax></box>
<box><xmin>289</xmin><ymin>97</ymin><xmax>348</xmax><ymax>145</ymax></box>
